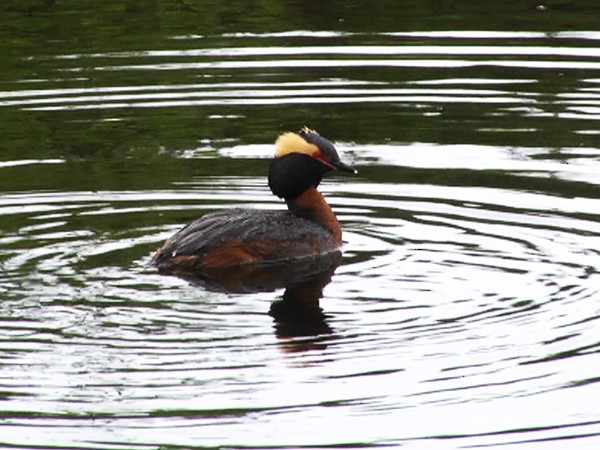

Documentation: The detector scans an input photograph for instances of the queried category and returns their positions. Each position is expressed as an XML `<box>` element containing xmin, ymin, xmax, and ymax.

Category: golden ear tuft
<box><xmin>301</xmin><ymin>126</ymin><xmax>319</xmax><ymax>135</ymax></box>
<box><xmin>275</xmin><ymin>131</ymin><xmax>319</xmax><ymax>158</ymax></box>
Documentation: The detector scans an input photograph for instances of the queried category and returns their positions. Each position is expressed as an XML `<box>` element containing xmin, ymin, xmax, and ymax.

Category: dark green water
<box><xmin>1</xmin><ymin>1</ymin><xmax>600</xmax><ymax>449</ymax></box>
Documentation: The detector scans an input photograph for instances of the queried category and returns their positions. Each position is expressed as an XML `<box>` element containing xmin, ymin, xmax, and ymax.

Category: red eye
<box><xmin>312</xmin><ymin>151</ymin><xmax>335</xmax><ymax>169</ymax></box>
<box><xmin>312</xmin><ymin>151</ymin><xmax>324</xmax><ymax>161</ymax></box>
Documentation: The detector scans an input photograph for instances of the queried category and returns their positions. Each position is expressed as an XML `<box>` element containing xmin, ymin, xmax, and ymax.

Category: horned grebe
<box><xmin>151</xmin><ymin>127</ymin><xmax>355</xmax><ymax>272</ymax></box>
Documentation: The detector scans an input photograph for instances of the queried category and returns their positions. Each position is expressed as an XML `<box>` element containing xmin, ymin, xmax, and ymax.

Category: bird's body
<box><xmin>152</xmin><ymin>127</ymin><xmax>355</xmax><ymax>272</ymax></box>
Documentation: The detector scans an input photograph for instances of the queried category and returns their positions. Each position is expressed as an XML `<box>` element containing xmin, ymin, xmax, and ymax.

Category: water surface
<box><xmin>1</xmin><ymin>2</ymin><xmax>600</xmax><ymax>449</ymax></box>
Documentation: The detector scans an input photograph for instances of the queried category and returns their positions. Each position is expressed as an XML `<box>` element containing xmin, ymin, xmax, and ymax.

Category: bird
<box><xmin>151</xmin><ymin>127</ymin><xmax>356</xmax><ymax>273</ymax></box>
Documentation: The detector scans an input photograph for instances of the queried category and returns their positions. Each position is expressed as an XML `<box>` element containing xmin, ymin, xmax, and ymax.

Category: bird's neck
<box><xmin>286</xmin><ymin>186</ymin><xmax>342</xmax><ymax>245</ymax></box>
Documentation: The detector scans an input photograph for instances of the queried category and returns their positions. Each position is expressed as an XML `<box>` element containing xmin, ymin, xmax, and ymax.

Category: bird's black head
<box><xmin>268</xmin><ymin>127</ymin><xmax>355</xmax><ymax>200</ymax></box>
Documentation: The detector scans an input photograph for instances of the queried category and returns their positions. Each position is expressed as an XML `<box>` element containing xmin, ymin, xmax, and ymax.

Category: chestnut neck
<box><xmin>285</xmin><ymin>186</ymin><xmax>342</xmax><ymax>245</ymax></box>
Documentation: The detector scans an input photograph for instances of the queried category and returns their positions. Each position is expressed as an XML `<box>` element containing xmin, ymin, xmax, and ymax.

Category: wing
<box><xmin>152</xmin><ymin>209</ymin><xmax>335</xmax><ymax>269</ymax></box>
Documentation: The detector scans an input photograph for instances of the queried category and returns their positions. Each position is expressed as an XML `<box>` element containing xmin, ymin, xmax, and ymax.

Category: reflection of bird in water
<box><xmin>151</xmin><ymin>127</ymin><xmax>355</xmax><ymax>272</ymax></box>
<box><xmin>178</xmin><ymin>250</ymin><xmax>341</xmax><ymax>346</ymax></box>
<box><xmin>269</xmin><ymin>251</ymin><xmax>340</xmax><ymax>346</ymax></box>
